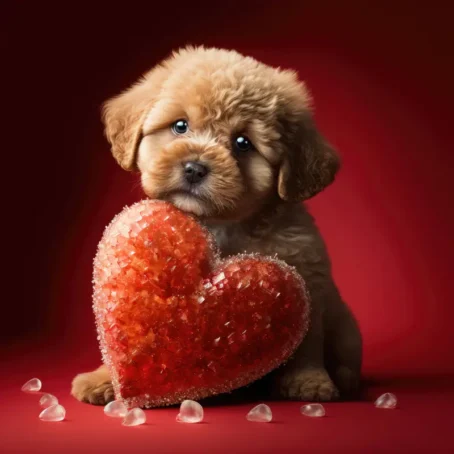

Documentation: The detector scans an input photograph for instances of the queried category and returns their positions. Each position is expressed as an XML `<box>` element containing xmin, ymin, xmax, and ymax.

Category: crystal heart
<box><xmin>246</xmin><ymin>404</ymin><xmax>272</xmax><ymax>422</ymax></box>
<box><xmin>176</xmin><ymin>400</ymin><xmax>204</xmax><ymax>423</ymax></box>
<box><xmin>122</xmin><ymin>408</ymin><xmax>146</xmax><ymax>426</ymax></box>
<box><xmin>21</xmin><ymin>378</ymin><xmax>42</xmax><ymax>392</ymax></box>
<box><xmin>301</xmin><ymin>403</ymin><xmax>325</xmax><ymax>417</ymax></box>
<box><xmin>39</xmin><ymin>393</ymin><xmax>58</xmax><ymax>408</ymax></box>
<box><xmin>93</xmin><ymin>200</ymin><xmax>310</xmax><ymax>408</ymax></box>
<box><xmin>39</xmin><ymin>404</ymin><xmax>66</xmax><ymax>422</ymax></box>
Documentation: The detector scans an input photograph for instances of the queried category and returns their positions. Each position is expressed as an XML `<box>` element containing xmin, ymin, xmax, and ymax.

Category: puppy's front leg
<box><xmin>71</xmin><ymin>364</ymin><xmax>114</xmax><ymax>405</ymax></box>
<box><xmin>275</xmin><ymin>302</ymin><xmax>339</xmax><ymax>402</ymax></box>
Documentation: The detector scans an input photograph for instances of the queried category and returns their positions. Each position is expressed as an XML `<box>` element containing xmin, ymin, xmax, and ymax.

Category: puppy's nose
<box><xmin>184</xmin><ymin>161</ymin><xmax>209</xmax><ymax>184</ymax></box>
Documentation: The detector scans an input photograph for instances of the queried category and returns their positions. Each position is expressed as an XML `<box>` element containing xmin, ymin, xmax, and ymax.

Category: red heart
<box><xmin>93</xmin><ymin>200</ymin><xmax>310</xmax><ymax>407</ymax></box>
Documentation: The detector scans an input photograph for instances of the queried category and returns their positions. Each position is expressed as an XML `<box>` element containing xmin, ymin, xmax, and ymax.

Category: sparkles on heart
<box><xmin>93</xmin><ymin>200</ymin><xmax>310</xmax><ymax>408</ymax></box>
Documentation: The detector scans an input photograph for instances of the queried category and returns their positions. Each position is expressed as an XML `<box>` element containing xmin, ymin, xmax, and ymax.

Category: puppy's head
<box><xmin>102</xmin><ymin>47</ymin><xmax>339</xmax><ymax>221</ymax></box>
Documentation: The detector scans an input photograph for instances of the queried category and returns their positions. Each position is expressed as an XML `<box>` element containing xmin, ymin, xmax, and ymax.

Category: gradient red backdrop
<box><xmin>2</xmin><ymin>1</ymin><xmax>453</xmax><ymax>453</ymax></box>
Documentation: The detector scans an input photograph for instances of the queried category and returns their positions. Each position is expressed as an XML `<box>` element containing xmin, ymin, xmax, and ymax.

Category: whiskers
<box><xmin>131</xmin><ymin>175</ymin><xmax>145</xmax><ymax>193</ymax></box>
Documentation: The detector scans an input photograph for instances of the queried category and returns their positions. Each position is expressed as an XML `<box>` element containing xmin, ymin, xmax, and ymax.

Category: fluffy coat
<box><xmin>71</xmin><ymin>47</ymin><xmax>362</xmax><ymax>404</ymax></box>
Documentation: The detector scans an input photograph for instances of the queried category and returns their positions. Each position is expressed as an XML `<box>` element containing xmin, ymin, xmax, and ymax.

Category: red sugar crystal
<box><xmin>93</xmin><ymin>200</ymin><xmax>310</xmax><ymax>408</ymax></box>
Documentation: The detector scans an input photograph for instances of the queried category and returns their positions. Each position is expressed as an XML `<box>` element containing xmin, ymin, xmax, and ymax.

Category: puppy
<box><xmin>71</xmin><ymin>47</ymin><xmax>362</xmax><ymax>405</ymax></box>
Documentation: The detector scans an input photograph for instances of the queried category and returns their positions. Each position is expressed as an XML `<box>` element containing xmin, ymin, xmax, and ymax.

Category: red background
<box><xmin>2</xmin><ymin>1</ymin><xmax>453</xmax><ymax>453</ymax></box>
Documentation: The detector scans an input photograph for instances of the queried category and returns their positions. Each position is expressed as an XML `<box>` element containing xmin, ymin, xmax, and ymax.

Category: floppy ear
<box><xmin>278</xmin><ymin>112</ymin><xmax>340</xmax><ymax>201</ymax></box>
<box><xmin>102</xmin><ymin>65</ymin><xmax>169</xmax><ymax>171</ymax></box>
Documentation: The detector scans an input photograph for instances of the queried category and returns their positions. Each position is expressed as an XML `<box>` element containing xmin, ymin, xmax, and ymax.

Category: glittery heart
<box><xmin>93</xmin><ymin>200</ymin><xmax>310</xmax><ymax>408</ymax></box>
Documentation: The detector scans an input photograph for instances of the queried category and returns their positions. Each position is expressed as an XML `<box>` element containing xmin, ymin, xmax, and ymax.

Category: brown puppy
<box><xmin>71</xmin><ymin>47</ymin><xmax>362</xmax><ymax>405</ymax></box>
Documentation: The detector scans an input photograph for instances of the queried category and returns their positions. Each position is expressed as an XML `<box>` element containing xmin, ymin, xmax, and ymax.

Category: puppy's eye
<box><xmin>172</xmin><ymin>119</ymin><xmax>189</xmax><ymax>135</ymax></box>
<box><xmin>233</xmin><ymin>135</ymin><xmax>253</xmax><ymax>153</ymax></box>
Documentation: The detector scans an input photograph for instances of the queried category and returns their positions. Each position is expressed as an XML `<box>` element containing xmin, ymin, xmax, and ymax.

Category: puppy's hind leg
<box><xmin>71</xmin><ymin>364</ymin><xmax>114</xmax><ymax>405</ymax></box>
<box><xmin>275</xmin><ymin>301</ymin><xmax>340</xmax><ymax>402</ymax></box>
<box><xmin>325</xmin><ymin>303</ymin><xmax>362</xmax><ymax>399</ymax></box>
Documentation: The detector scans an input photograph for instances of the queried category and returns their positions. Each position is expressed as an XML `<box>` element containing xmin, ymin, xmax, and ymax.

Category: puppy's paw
<box><xmin>71</xmin><ymin>367</ymin><xmax>114</xmax><ymax>405</ymax></box>
<box><xmin>277</xmin><ymin>367</ymin><xmax>339</xmax><ymax>402</ymax></box>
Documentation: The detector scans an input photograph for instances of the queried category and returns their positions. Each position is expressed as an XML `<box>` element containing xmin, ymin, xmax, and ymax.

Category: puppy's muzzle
<box><xmin>183</xmin><ymin>161</ymin><xmax>209</xmax><ymax>184</ymax></box>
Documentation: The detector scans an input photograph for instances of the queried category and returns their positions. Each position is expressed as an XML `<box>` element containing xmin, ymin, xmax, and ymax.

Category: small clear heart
<box><xmin>104</xmin><ymin>400</ymin><xmax>128</xmax><ymax>418</ymax></box>
<box><xmin>39</xmin><ymin>404</ymin><xmax>66</xmax><ymax>422</ymax></box>
<box><xmin>176</xmin><ymin>400</ymin><xmax>204</xmax><ymax>423</ymax></box>
<box><xmin>246</xmin><ymin>404</ymin><xmax>272</xmax><ymax>423</ymax></box>
<box><xmin>301</xmin><ymin>403</ymin><xmax>325</xmax><ymax>417</ymax></box>
<box><xmin>122</xmin><ymin>408</ymin><xmax>146</xmax><ymax>426</ymax></box>
<box><xmin>39</xmin><ymin>393</ymin><xmax>58</xmax><ymax>408</ymax></box>
<box><xmin>22</xmin><ymin>378</ymin><xmax>42</xmax><ymax>393</ymax></box>
<box><xmin>375</xmin><ymin>392</ymin><xmax>397</xmax><ymax>409</ymax></box>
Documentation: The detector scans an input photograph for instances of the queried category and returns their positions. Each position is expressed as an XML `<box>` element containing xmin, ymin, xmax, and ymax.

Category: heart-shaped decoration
<box><xmin>93</xmin><ymin>200</ymin><xmax>310</xmax><ymax>408</ymax></box>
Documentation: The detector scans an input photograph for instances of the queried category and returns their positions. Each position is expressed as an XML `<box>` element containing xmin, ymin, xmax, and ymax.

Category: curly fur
<box><xmin>72</xmin><ymin>46</ymin><xmax>362</xmax><ymax>405</ymax></box>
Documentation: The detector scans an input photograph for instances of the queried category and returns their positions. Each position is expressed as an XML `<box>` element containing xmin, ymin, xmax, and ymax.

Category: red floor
<box><xmin>1</xmin><ymin>347</ymin><xmax>453</xmax><ymax>454</ymax></box>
